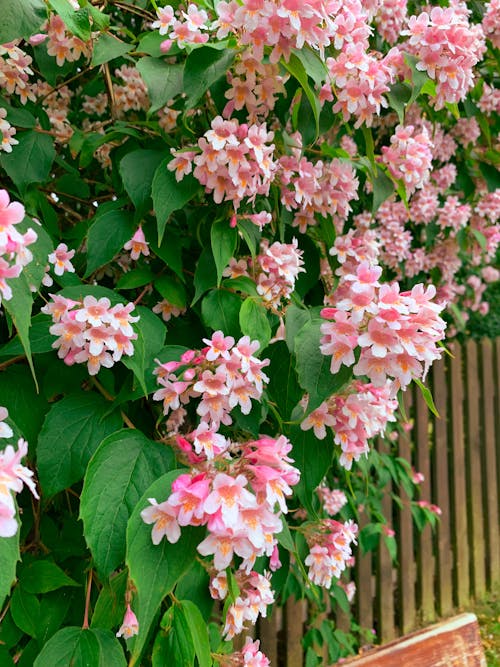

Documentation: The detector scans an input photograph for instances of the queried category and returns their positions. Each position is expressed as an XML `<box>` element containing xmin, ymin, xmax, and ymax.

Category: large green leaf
<box><xmin>0</xmin><ymin>525</ymin><xmax>19</xmax><ymax>608</ymax></box>
<box><xmin>91</xmin><ymin>34</ymin><xmax>132</xmax><ymax>67</ymax></box>
<box><xmin>201</xmin><ymin>289</ymin><xmax>242</xmax><ymax>338</ymax></box>
<box><xmin>10</xmin><ymin>588</ymin><xmax>40</xmax><ymax>638</ymax></box>
<box><xmin>294</xmin><ymin>318</ymin><xmax>352</xmax><ymax>413</ymax></box>
<box><xmin>0</xmin><ymin>0</ymin><xmax>46</xmax><ymax>43</ymax></box>
<box><xmin>80</xmin><ymin>430</ymin><xmax>174</xmax><ymax>578</ymax></box>
<box><xmin>180</xmin><ymin>600</ymin><xmax>212</xmax><ymax>667</ymax></box>
<box><xmin>282</xmin><ymin>53</ymin><xmax>321</xmax><ymax>140</ymax></box>
<box><xmin>91</xmin><ymin>570</ymin><xmax>128</xmax><ymax>631</ymax></box>
<box><xmin>0</xmin><ymin>131</ymin><xmax>55</xmax><ymax>192</ymax></box>
<box><xmin>122</xmin><ymin>306</ymin><xmax>166</xmax><ymax>395</ymax></box>
<box><xmin>239</xmin><ymin>298</ymin><xmax>271</xmax><ymax>352</ymax></box>
<box><xmin>126</xmin><ymin>471</ymin><xmax>202</xmax><ymax>666</ymax></box>
<box><xmin>119</xmin><ymin>149</ymin><xmax>167</xmax><ymax>215</ymax></box>
<box><xmin>183</xmin><ymin>47</ymin><xmax>235</xmax><ymax>108</ymax></box>
<box><xmin>19</xmin><ymin>560</ymin><xmax>79</xmax><ymax>594</ymax></box>
<box><xmin>210</xmin><ymin>219</ymin><xmax>237</xmax><ymax>286</ymax></box>
<box><xmin>136</xmin><ymin>57</ymin><xmax>184</xmax><ymax>113</ymax></box>
<box><xmin>37</xmin><ymin>392</ymin><xmax>122</xmax><ymax>496</ymax></box>
<box><xmin>85</xmin><ymin>210</ymin><xmax>136</xmax><ymax>276</ymax></box>
<box><xmin>266</xmin><ymin>341</ymin><xmax>303</xmax><ymax>421</ymax></box>
<box><xmin>152</xmin><ymin>159</ymin><xmax>200</xmax><ymax>244</ymax></box>
<box><xmin>0</xmin><ymin>365</ymin><xmax>49</xmax><ymax>443</ymax></box>
<box><xmin>33</xmin><ymin>627</ymin><xmax>126</xmax><ymax>667</ymax></box>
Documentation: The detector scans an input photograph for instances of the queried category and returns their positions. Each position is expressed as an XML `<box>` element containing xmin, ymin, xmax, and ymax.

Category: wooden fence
<box><xmin>255</xmin><ymin>338</ymin><xmax>500</xmax><ymax>665</ymax></box>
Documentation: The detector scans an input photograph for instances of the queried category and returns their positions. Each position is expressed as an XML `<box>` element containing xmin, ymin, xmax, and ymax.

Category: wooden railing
<box><xmin>255</xmin><ymin>338</ymin><xmax>500</xmax><ymax>664</ymax></box>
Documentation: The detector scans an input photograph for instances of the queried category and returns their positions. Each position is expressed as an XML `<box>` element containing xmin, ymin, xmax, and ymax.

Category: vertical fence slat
<box><xmin>449</xmin><ymin>344</ymin><xmax>470</xmax><ymax>607</ymax></box>
<box><xmin>376</xmin><ymin>439</ymin><xmax>395</xmax><ymax>643</ymax></box>
<box><xmin>432</xmin><ymin>356</ymin><xmax>453</xmax><ymax>616</ymax></box>
<box><xmin>480</xmin><ymin>339</ymin><xmax>500</xmax><ymax>588</ymax></box>
<box><xmin>356</xmin><ymin>511</ymin><xmax>374</xmax><ymax>635</ymax></box>
<box><xmin>258</xmin><ymin>608</ymin><xmax>280</xmax><ymax>665</ymax></box>
<box><xmin>397</xmin><ymin>390</ymin><xmax>416</xmax><ymax>634</ymax></box>
<box><xmin>415</xmin><ymin>383</ymin><xmax>435</xmax><ymax>622</ymax></box>
<box><xmin>285</xmin><ymin>598</ymin><xmax>305</xmax><ymax>667</ymax></box>
<box><xmin>465</xmin><ymin>340</ymin><xmax>486</xmax><ymax>599</ymax></box>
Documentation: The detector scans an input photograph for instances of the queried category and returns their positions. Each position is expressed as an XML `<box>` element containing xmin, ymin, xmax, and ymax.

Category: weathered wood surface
<box><xmin>338</xmin><ymin>614</ymin><xmax>486</xmax><ymax>667</ymax></box>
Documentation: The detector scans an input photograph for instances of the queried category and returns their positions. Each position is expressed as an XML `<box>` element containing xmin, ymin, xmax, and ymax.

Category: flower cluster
<box><xmin>380</xmin><ymin>124</ymin><xmax>433</xmax><ymax>194</ymax></box>
<box><xmin>279</xmin><ymin>140</ymin><xmax>359</xmax><ymax>232</ymax></box>
<box><xmin>317</xmin><ymin>486</ymin><xmax>348</xmax><ymax>516</ymax></box>
<box><xmin>375</xmin><ymin>0</ymin><xmax>408</xmax><ymax>45</ymax></box>
<box><xmin>46</xmin><ymin>14</ymin><xmax>90</xmax><ymax>67</ymax></box>
<box><xmin>302</xmin><ymin>381</ymin><xmax>398</xmax><ymax>469</ymax></box>
<box><xmin>482</xmin><ymin>0</ymin><xmax>500</xmax><ymax>49</ymax></box>
<box><xmin>153</xmin><ymin>332</ymin><xmax>270</xmax><ymax>430</ymax></box>
<box><xmin>305</xmin><ymin>519</ymin><xmax>358</xmax><ymax>589</ymax></box>
<box><xmin>169</xmin><ymin>116</ymin><xmax>277</xmax><ymax>209</ymax></box>
<box><xmin>0</xmin><ymin>109</ymin><xmax>16</xmax><ymax>153</ymax></box>
<box><xmin>42</xmin><ymin>295</ymin><xmax>139</xmax><ymax>376</ymax></box>
<box><xmin>224</xmin><ymin>240</ymin><xmax>304</xmax><ymax>311</ymax></box>
<box><xmin>0</xmin><ymin>190</ymin><xmax>37</xmax><ymax>305</ymax></box>
<box><xmin>152</xmin><ymin>4</ymin><xmax>210</xmax><ymax>51</ymax></box>
<box><xmin>0</xmin><ymin>41</ymin><xmax>35</xmax><ymax>104</ymax></box>
<box><xmin>218</xmin><ymin>638</ymin><xmax>270</xmax><ymax>667</ymax></box>
<box><xmin>321</xmin><ymin>232</ymin><xmax>446</xmax><ymax>390</ymax></box>
<box><xmin>403</xmin><ymin>4</ymin><xmax>486</xmax><ymax>109</ymax></box>
<box><xmin>142</xmin><ymin>433</ymin><xmax>300</xmax><ymax>637</ymax></box>
<box><xmin>0</xmin><ymin>409</ymin><xmax>38</xmax><ymax>538</ymax></box>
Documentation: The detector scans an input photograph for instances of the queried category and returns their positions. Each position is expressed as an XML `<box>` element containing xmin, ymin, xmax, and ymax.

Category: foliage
<box><xmin>0</xmin><ymin>1</ymin><xmax>498</xmax><ymax>666</ymax></box>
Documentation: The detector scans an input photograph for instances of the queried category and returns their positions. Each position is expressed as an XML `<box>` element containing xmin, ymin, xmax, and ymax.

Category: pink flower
<box><xmin>0</xmin><ymin>500</ymin><xmax>17</xmax><ymax>538</ymax></box>
<box><xmin>48</xmin><ymin>242</ymin><xmax>75</xmax><ymax>276</ymax></box>
<box><xmin>116</xmin><ymin>604</ymin><xmax>139</xmax><ymax>639</ymax></box>
<box><xmin>124</xmin><ymin>226</ymin><xmax>149</xmax><ymax>260</ymax></box>
<box><xmin>141</xmin><ymin>498</ymin><xmax>181</xmax><ymax>544</ymax></box>
<box><xmin>204</xmin><ymin>473</ymin><xmax>256</xmax><ymax>528</ymax></box>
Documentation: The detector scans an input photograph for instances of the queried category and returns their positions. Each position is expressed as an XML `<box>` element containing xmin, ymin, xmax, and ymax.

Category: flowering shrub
<box><xmin>0</xmin><ymin>0</ymin><xmax>497</xmax><ymax>665</ymax></box>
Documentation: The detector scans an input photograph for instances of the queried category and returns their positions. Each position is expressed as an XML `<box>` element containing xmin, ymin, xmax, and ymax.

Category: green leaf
<box><xmin>387</xmin><ymin>82</ymin><xmax>411</xmax><ymax>124</ymax></box>
<box><xmin>11</xmin><ymin>588</ymin><xmax>40</xmax><ymax>638</ymax></box>
<box><xmin>0</xmin><ymin>365</ymin><xmax>48</xmax><ymax>443</ymax></box>
<box><xmin>37</xmin><ymin>392</ymin><xmax>122</xmax><ymax>496</ymax></box>
<box><xmin>48</xmin><ymin>0</ymin><xmax>91</xmax><ymax>41</ymax></box>
<box><xmin>126</xmin><ymin>471</ymin><xmax>202</xmax><ymax>666</ymax></box>
<box><xmin>404</xmin><ymin>53</ymin><xmax>430</xmax><ymax>107</ymax></box>
<box><xmin>295</xmin><ymin>319</ymin><xmax>353</xmax><ymax>413</ymax></box>
<box><xmin>155</xmin><ymin>275</ymin><xmax>187</xmax><ymax>308</ymax></box>
<box><xmin>0</xmin><ymin>527</ymin><xmax>20</xmax><ymax>608</ymax></box>
<box><xmin>179</xmin><ymin>601</ymin><xmax>212</xmax><ymax>667</ymax></box>
<box><xmin>116</xmin><ymin>267</ymin><xmax>154</xmax><ymax>290</ymax></box>
<box><xmin>184</xmin><ymin>47</ymin><xmax>235</xmax><ymax>108</ymax></box>
<box><xmin>478</xmin><ymin>161</ymin><xmax>500</xmax><ymax>191</ymax></box>
<box><xmin>192</xmin><ymin>248</ymin><xmax>217</xmax><ymax>305</ymax></box>
<box><xmin>222</xmin><ymin>276</ymin><xmax>259</xmax><ymax>297</ymax></box>
<box><xmin>286</xmin><ymin>424</ymin><xmax>333</xmax><ymax>513</ymax></box>
<box><xmin>266</xmin><ymin>341</ymin><xmax>303</xmax><ymax>420</ymax></box>
<box><xmin>34</xmin><ymin>627</ymin><xmax>126</xmax><ymax>667</ymax></box>
<box><xmin>122</xmin><ymin>306</ymin><xmax>166</xmax><ymax>395</ymax></box>
<box><xmin>149</xmin><ymin>233</ymin><xmax>184</xmax><ymax>282</ymax></box>
<box><xmin>239</xmin><ymin>298</ymin><xmax>271</xmax><ymax>352</ymax></box>
<box><xmin>152</xmin><ymin>159</ymin><xmax>200</xmax><ymax>244</ymax></box>
<box><xmin>20</xmin><ymin>561</ymin><xmax>79</xmax><ymax>594</ymax></box>
<box><xmin>88</xmin><ymin>5</ymin><xmax>110</xmax><ymax>30</ymax></box>
<box><xmin>91</xmin><ymin>33</ymin><xmax>132</xmax><ymax>66</ymax></box>
<box><xmin>91</xmin><ymin>570</ymin><xmax>128</xmax><ymax>631</ymax></box>
<box><xmin>136</xmin><ymin>57</ymin><xmax>184</xmax><ymax>114</ymax></box>
<box><xmin>201</xmin><ymin>289</ymin><xmax>242</xmax><ymax>338</ymax></box>
<box><xmin>119</xmin><ymin>149</ymin><xmax>166</xmax><ymax>215</ymax></box>
<box><xmin>471</xmin><ymin>228</ymin><xmax>487</xmax><ymax>250</ymax></box>
<box><xmin>163</xmin><ymin>605</ymin><xmax>196</xmax><ymax>667</ymax></box>
<box><xmin>413</xmin><ymin>378</ymin><xmax>440</xmax><ymax>418</ymax></box>
<box><xmin>282</xmin><ymin>53</ymin><xmax>320</xmax><ymax>140</ymax></box>
<box><xmin>138</xmin><ymin>31</ymin><xmax>174</xmax><ymax>57</ymax></box>
<box><xmin>292</xmin><ymin>47</ymin><xmax>327</xmax><ymax>87</ymax></box>
<box><xmin>372</xmin><ymin>168</ymin><xmax>395</xmax><ymax>213</ymax></box>
<box><xmin>0</xmin><ymin>131</ymin><xmax>55</xmax><ymax>192</ymax></box>
<box><xmin>3</xmin><ymin>221</ymin><xmax>53</xmax><ymax>386</ymax></box>
<box><xmin>37</xmin><ymin>590</ymin><xmax>75</xmax><ymax>646</ymax></box>
<box><xmin>85</xmin><ymin>210</ymin><xmax>136</xmax><ymax>276</ymax></box>
<box><xmin>0</xmin><ymin>0</ymin><xmax>46</xmax><ymax>43</ymax></box>
<box><xmin>210</xmin><ymin>219</ymin><xmax>237</xmax><ymax>286</ymax></box>
<box><xmin>276</xmin><ymin>519</ymin><xmax>295</xmax><ymax>552</ymax></box>
<box><xmin>80</xmin><ymin>429</ymin><xmax>174</xmax><ymax>578</ymax></box>
<box><xmin>175</xmin><ymin>561</ymin><xmax>212</xmax><ymax>620</ymax></box>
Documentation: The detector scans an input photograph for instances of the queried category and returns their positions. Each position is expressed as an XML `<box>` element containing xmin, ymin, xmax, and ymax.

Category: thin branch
<box><xmin>82</xmin><ymin>569</ymin><xmax>93</xmax><ymax>629</ymax></box>
<box><xmin>0</xmin><ymin>355</ymin><xmax>25</xmax><ymax>371</ymax></box>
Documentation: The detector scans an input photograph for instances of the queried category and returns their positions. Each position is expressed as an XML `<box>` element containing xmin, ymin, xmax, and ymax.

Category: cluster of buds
<box><xmin>279</xmin><ymin>140</ymin><xmax>359</xmax><ymax>232</ymax></box>
<box><xmin>169</xmin><ymin>116</ymin><xmax>277</xmax><ymax>209</ymax></box>
<box><xmin>321</xmin><ymin>231</ymin><xmax>446</xmax><ymax>391</ymax></box>
<box><xmin>42</xmin><ymin>295</ymin><xmax>139</xmax><ymax>376</ymax></box>
<box><xmin>224</xmin><ymin>240</ymin><xmax>304</xmax><ymax>312</ymax></box>
<box><xmin>380</xmin><ymin>124</ymin><xmax>433</xmax><ymax>194</ymax></box>
<box><xmin>142</xmin><ymin>433</ymin><xmax>300</xmax><ymax>637</ymax></box>
<box><xmin>153</xmin><ymin>331</ymin><xmax>270</xmax><ymax>430</ymax></box>
<box><xmin>403</xmin><ymin>5</ymin><xmax>486</xmax><ymax>109</ymax></box>
<box><xmin>302</xmin><ymin>381</ymin><xmax>398</xmax><ymax>469</ymax></box>
<box><xmin>304</xmin><ymin>519</ymin><xmax>358</xmax><ymax>589</ymax></box>
<box><xmin>0</xmin><ymin>408</ymin><xmax>38</xmax><ymax>538</ymax></box>
<box><xmin>0</xmin><ymin>190</ymin><xmax>37</xmax><ymax>305</ymax></box>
